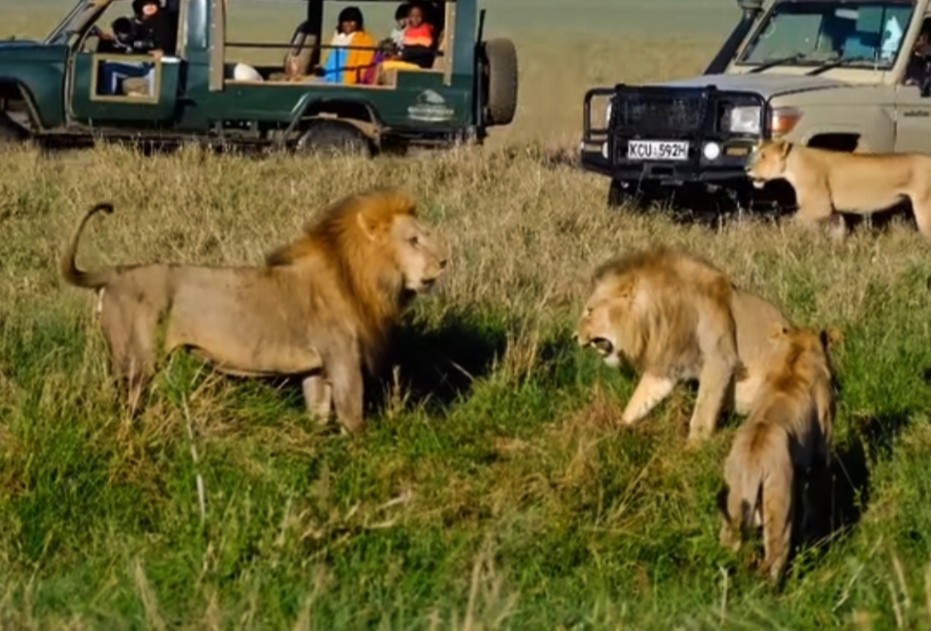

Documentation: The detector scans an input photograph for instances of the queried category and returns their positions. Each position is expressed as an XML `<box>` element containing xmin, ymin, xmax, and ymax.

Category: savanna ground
<box><xmin>2</xmin><ymin>1</ymin><xmax>931</xmax><ymax>629</ymax></box>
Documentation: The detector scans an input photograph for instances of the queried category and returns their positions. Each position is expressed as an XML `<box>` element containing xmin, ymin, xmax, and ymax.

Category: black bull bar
<box><xmin>580</xmin><ymin>84</ymin><xmax>771</xmax><ymax>184</ymax></box>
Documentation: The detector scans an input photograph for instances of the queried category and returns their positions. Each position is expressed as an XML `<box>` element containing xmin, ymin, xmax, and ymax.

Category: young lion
<box><xmin>61</xmin><ymin>187</ymin><xmax>448</xmax><ymax>434</ymax></box>
<box><xmin>745</xmin><ymin>139</ymin><xmax>931</xmax><ymax>238</ymax></box>
<box><xmin>576</xmin><ymin>247</ymin><xmax>792</xmax><ymax>442</ymax></box>
<box><xmin>718</xmin><ymin>324</ymin><xmax>839</xmax><ymax>584</ymax></box>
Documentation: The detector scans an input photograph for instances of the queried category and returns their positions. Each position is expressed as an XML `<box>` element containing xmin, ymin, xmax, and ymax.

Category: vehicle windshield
<box><xmin>45</xmin><ymin>0</ymin><xmax>100</xmax><ymax>46</ymax></box>
<box><xmin>738</xmin><ymin>1</ymin><xmax>914</xmax><ymax>69</ymax></box>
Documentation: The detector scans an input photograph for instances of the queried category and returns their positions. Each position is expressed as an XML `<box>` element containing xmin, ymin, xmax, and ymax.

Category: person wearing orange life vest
<box><xmin>398</xmin><ymin>2</ymin><xmax>437</xmax><ymax>68</ymax></box>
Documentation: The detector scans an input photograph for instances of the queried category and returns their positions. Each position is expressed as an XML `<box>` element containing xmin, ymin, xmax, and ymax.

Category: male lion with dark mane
<box><xmin>718</xmin><ymin>324</ymin><xmax>839</xmax><ymax>584</ymax></box>
<box><xmin>61</xmin><ymin>187</ymin><xmax>448</xmax><ymax>434</ymax></box>
<box><xmin>576</xmin><ymin>247</ymin><xmax>791</xmax><ymax>442</ymax></box>
<box><xmin>746</xmin><ymin>139</ymin><xmax>931</xmax><ymax>238</ymax></box>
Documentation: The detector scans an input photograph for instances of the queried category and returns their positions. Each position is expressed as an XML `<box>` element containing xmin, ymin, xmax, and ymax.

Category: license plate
<box><xmin>627</xmin><ymin>140</ymin><xmax>689</xmax><ymax>161</ymax></box>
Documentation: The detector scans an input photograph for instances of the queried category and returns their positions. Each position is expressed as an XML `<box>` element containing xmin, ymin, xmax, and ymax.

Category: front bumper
<box><xmin>579</xmin><ymin>84</ymin><xmax>768</xmax><ymax>186</ymax></box>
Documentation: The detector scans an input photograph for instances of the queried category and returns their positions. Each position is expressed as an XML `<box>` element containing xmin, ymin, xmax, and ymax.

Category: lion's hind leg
<box><xmin>717</xmin><ymin>485</ymin><xmax>743</xmax><ymax>552</ymax></box>
<box><xmin>908</xmin><ymin>192</ymin><xmax>931</xmax><ymax>238</ymax></box>
<box><xmin>761</xmin><ymin>454</ymin><xmax>794</xmax><ymax>584</ymax></box>
<box><xmin>98</xmin><ymin>293</ymin><xmax>159</xmax><ymax>415</ymax></box>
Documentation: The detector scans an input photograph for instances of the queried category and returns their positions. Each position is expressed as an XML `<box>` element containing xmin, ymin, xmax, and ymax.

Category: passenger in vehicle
<box><xmin>129</xmin><ymin>0</ymin><xmax>177</xmax><ymax>59</ymax></box>
<box><xmin>97</xmin><ymin>17</ymin><xmax>135</xmax><ymax>54</ymax></box>
<box><xmin>315</xmin><ymin>7</ymin><xmax>377</xmax><ymax>85</ymax></box>
<box><xmin>904</xmin><ymin>23</ymin><xmax>931</xmax><ymax>86</ymax></box>
<box><xmin>97</xmin><ymin>0</ymin><xmax>176</xmax><ymax>96</ymax></box>
<box><xmin>99</xmin><ymin>0</ymin><xmax>176</xmax><ymax>58</ymax></box>
<box><xmin>390</xmin><ymin>3</ymin><xmax>411</xmax><ymax>48</ymax></box>
<box><xmin>399</xmin><ymin>2</ymin><xmax>436</xmax><ymax>68</ymax></box>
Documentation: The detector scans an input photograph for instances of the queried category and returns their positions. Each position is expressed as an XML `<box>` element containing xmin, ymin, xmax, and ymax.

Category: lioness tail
<box><xmin>61</xmin><ymin>202</ymin><xmax>115</xmax><ymax>289</ymax></box>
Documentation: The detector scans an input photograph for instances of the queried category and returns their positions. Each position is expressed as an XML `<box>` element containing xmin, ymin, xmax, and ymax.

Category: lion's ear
<box><xmin>821</xmin><ymin>327</ymin><xmax>843</xmax><ymax>348</ymax></box>
<box><xmin>616</xmin><ymin>278</ymin><xmax>637</xmax><ymax>301</ymax></box>
<box><xmin>356</xmin><ymin>211</ymin><xmax>380</xmax><ymax>242</ymax></box>
<box><xmin>777</xmin><ymin>139</ymin><xmax>792</xmax><ymax>159</ymax></box>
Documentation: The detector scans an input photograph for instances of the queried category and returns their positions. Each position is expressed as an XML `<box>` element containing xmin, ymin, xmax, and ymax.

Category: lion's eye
<box><xmin>408</xmin><ymin>236</ymin><xmax>420</xmax><ymax>246</ymax></box>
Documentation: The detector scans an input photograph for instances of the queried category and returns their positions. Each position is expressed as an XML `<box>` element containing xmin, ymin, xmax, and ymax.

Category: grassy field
<box><xmin>3</xmin><ymin>1</ymin><xmax>931</xmax><ymax>630</ymax></box>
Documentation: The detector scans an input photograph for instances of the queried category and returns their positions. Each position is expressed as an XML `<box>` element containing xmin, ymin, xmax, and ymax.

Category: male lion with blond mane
<box><xmin>61</xmin><ymin>187</ymin><xmax>448</xmax><ymax>434</ymax></box>
<box><xmin>718</xmin><ymin>324</ymin><xmax>839</xmax><ymax>584</ymax></box>
<box><xmin>576</xmin><ymin>247</ymin><xmax>791</xmax><ymax>442</ymax></box>
<box><xmin>746</xmin><ymin>139</ymin><xmax>931</xmax><ymax>238</ymax></box>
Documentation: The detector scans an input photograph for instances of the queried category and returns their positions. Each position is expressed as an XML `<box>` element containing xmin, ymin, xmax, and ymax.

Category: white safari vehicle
<box><xmin>581</xmin><ymin>0</ymin><xmax>931</xmax><ymax>210</ymax></box>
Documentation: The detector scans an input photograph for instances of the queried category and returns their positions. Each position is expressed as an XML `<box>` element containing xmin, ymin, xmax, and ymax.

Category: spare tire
<box><xmin>482</xmin><ymin>38</ymin><xmax>518</xmax><ymax>126</ymax></box>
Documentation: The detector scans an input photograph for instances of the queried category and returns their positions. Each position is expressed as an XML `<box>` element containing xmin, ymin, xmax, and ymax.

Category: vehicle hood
<box><xmin>0</xmin><ymin>39</ymin><xmax>41</xmax><ymax>48</ymax></box>
<box><xmin>654</xmin><ymin>73</ymin><xmax>850</xmax><ymax>99</ymax></box>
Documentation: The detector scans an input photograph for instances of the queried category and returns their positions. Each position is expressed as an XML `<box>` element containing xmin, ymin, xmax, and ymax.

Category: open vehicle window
<box><xmin>738</xmin><ymin>1</ymin><xmax>914</xmax><ymax>68</ymax></box>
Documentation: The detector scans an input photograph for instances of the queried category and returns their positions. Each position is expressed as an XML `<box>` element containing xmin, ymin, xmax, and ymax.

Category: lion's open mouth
<box><xmin>589</xmin><ymin>337</ymin><xmax>614</xmax><ymax>357</ymax></box>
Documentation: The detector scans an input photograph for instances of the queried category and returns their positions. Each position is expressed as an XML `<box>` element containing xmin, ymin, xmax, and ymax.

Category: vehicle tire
<box><xmin>607</xmin><ymin>179</ymin><xmax>660</xmax><ymax>209</ymax></box>
<box><xmin>0</xmin><ymin>111</ymin><xmax>27</xmax><ymax>147</ymax></box>
<box><xmin>295</xmin><ymin>121</ymin><xmax>372</xmax><ymax>157</ymax></box>
<box><xmin>607</xmin><ymin>178</ymin><xmax>628</xmax><ymax>207</ymax></box>
<box><xmin>482</xmin><ymin>38</ymin><xmax>518</xmax><ymax>126</ymax></box>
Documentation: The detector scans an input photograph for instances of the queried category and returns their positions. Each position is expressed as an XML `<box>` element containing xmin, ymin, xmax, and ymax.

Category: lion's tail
<box><xmin>60</xmin><ymin>202</ymin><xmax>115</xmax><ymax>289</ymax></box>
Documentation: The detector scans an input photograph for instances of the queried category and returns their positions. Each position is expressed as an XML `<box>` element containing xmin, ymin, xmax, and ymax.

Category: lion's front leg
<box><xmin>621</xmin><ymin>372</ymin><xmax>676</xmax><ymax>425</ymax></box>
<box><xmin>301</xmin><ymin>374</ymin><xmax>333</xmax><ymax>425</ymax></box>
<box><xmin>793</xmin><ymin>183</ymin><xmax>836</xmax><ymax>232</ymax></box>
<box><xmin>326</xmin><ymin>351</ymin><xmax>366</xmax><ymax>435</ymax></box>
<box><xmin>689</xmin><ymin>353</ymin><xmax>737</xmax><ymax>443</ymax></box>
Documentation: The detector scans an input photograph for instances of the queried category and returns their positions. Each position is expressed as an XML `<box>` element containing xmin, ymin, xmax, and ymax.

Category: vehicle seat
<box><xmin>283</xmin><ymin>21</ymin><xmax>317</xmax><ymax>79</ymax></box>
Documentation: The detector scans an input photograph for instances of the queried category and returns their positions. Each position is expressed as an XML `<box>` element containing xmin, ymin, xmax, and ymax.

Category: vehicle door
<box><xmin>895</xmin><ymin>14</ymin><xmax>931</xmax><ymax>152</ymax></box>
<box><xmin>66</xmin><ymin>2</ymin><xmax>184</xmax><ymax>125</ymax></box>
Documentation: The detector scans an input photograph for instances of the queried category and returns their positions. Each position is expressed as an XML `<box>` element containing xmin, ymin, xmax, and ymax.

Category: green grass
<box><xmin>1</xmin><ymin>1</ymin><xmax>931</xmax><ymax>629</ymax></box>
<box><xmin>0</xmin><ymin>144</ymin><xmax>930</xmax><ymax>629</ymax></box>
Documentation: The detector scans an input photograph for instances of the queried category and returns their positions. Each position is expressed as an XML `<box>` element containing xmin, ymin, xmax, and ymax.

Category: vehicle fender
<box><xmin>301</xmin><ymin>114</ymin><xmax>380</xmax><ymax>143</ymax></box>
<box><xmin>287</xmin><ymin>94</ymin><xmax>383</xmax><ymax>140</ymax></box>
<box><xmin>788</xmin><ymin>106</ymin><xmax>895</xmax><ymax>153</ymax></box>
<box><xmin>0</xmin><ymin>79</ymin><xmax>45</xmax><ymax>132</ymax></box>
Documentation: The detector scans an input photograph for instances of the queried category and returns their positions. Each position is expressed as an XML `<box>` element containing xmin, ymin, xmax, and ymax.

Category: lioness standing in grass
<box><xmin>745</xmin><ymin>139</ymin><xmax>931</xmax><ymax>238</ymax></box>
<box><xmin>718</xmin><ymin>324</ymin><xmax>839</xmax><ymax>584</ymax></box>
<box><xmin>60</xmin><ymin>187</ymin><xmax>448</xmax><ymax>434</ymax></box>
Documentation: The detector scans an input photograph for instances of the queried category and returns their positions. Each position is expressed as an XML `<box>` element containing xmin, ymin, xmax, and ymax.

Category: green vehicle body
<box><xmin>0</xmin><ymin>0</ymin><xmax>518</xmax><ymax>153</ymax></box>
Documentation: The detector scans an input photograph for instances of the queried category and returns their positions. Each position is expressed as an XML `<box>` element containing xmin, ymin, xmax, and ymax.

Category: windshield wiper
<box><xmin>806</xmin><ymin>56</ymin><xmax>875</xmax><ymax>76</ymax></box>
<box><xmin>749</xmin><ymin>53</ymin><xmax>806</xmax><ymax>74</ymax></box>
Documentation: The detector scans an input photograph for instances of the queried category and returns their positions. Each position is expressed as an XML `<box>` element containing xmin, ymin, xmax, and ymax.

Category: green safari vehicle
<box><xmin>0</xmin><ymin>0</ymin><xmax>519</xmax><ymax>155</ymax></box>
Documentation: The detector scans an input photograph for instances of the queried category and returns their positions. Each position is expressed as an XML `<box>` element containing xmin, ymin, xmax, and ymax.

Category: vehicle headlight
<box><xmin>728</xmin><ymin>105</ymin><xmax>762</xmax><ymax>134</ymax></box>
